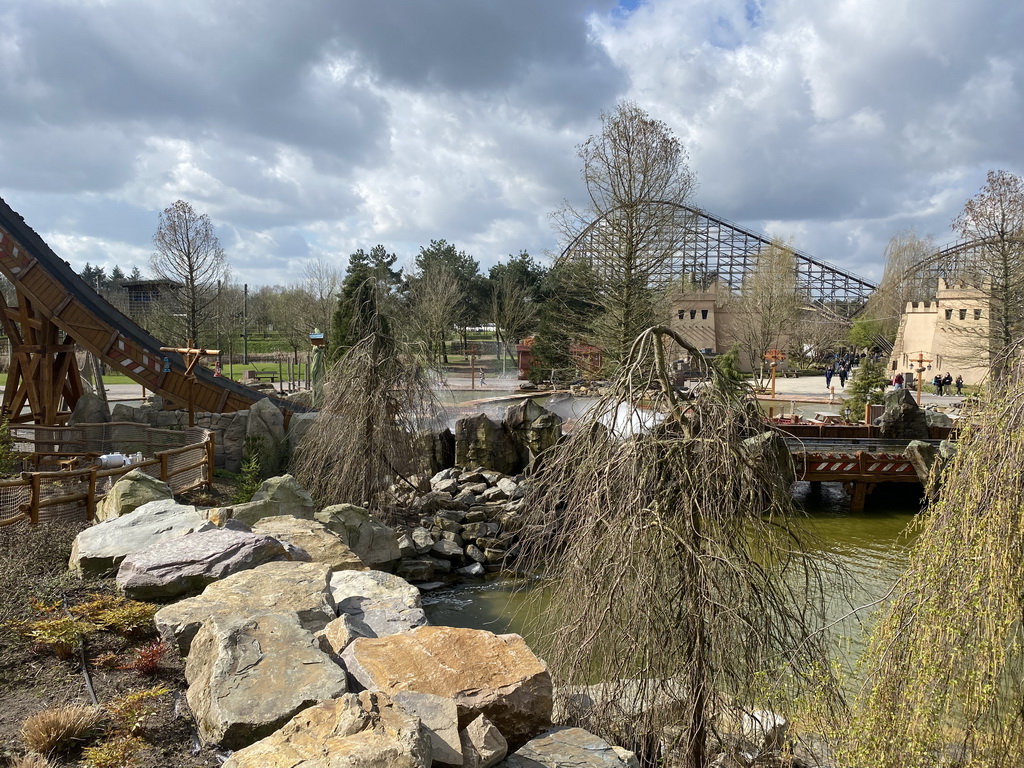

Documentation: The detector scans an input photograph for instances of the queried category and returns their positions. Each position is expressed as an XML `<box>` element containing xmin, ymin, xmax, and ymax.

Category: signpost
<box><xmin>765</xmin><ymin>349</ymin><xmax>786</xmax><ymax>398</ymax></box>
<box><xmin>911</xmin><ymin>352</ymin><xmax>932</xmax><ymax>405</ymax></box>
<box><xmin>160</xmin><ymin>340</ymin><xmax>220</xmax><ymax>427</ymax></box>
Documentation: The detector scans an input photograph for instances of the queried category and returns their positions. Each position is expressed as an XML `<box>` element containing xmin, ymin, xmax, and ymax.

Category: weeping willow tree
<box><xmin>843</xmin><ymin>356</ymin><xmax>1024</xmax><ymax>767</ymax></box>
<box><xmin>519</xmin><ymin>326</ymin><xmax>845</xmax><ymax>768</ymax></box>
<box><xmin>291</xmin><ymin>278</ymin><xmax>442</xmax><ymax>511</ymax></box>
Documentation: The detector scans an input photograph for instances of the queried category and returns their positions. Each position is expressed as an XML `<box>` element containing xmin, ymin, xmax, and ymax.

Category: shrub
<box><xmin>21</xmin><ymin>616</ymin><xmax>96</xmax><ymax>660</ymax></box>
<box><xmin>119</xmin><ymin>639</ymin><xmax>168</xmax><ymax>676</ymax></box>
<box><xmin>21</xmin><ymin>704</ymin><xmax>103</xmax><ymax>755</ymax></box>
<box><xmin>81</xmin><ymin>735</ymin><xmax>146</xmax><ymax>768</ymax></box>
<box><xmin>73</xmin><ymin>594</ymin><xmax>157</xmax><ymax>637</ymax></box>
<box><xmin>106</xmin><ymin>685</ymin><xmax>170</xmax><ymax>735</ymax></box>
<box><xmin>232</xmin><ymin>437</ymin><xmax>265</xmax><ymax>504</ymax></box>
<box><xmin>9</xmin><ymin>753</ymin><xmax>52</xmax><ymax>768</ymax></box>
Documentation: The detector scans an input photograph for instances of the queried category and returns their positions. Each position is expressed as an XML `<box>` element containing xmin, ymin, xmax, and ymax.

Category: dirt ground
<box><xmin>0</xmin><ymin>480</ymin><xmax>242</xmax><ymax>767</ymax></box>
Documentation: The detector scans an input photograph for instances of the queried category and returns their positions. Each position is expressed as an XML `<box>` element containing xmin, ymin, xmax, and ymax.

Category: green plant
<box><xmin>21</xmin><ymin>704</ymin><xmax>103</xmax><ymax>756</ymax></box>
<box><xmin>106</xmin><ymin>685</ymin><xmax>170</xmax><ymax>735</ymax></box>
<box><xmin>22</xmin><ymin>616</ymin><xmax>97</xmax><ymax>660</ymax></box>
<box><xmin>232</xmin><ymin>437</ymin><xmax>265</xmax><ymax>504</ymax></box>
<box><xmin>73</xmin><ymin>594</ymin><xmax>157</xmax><ymax>638</ymax></box>
<box><xmin>81</xmin><ymin>735</ymin><xmax>146</xmax><ymax>768</ymax></box>
<box><xmin>0</xmin><ymin>417</ymin><xmax>17</xmax><ymax>477</ymax></box>
<box><xmin>840</xmin><ymin>358</ymin><xmax>889</xmax><ymax>422</ymax></box>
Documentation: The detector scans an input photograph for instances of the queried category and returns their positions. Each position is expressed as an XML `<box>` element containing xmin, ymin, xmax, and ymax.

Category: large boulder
<box><xmin>155</xmin><ymin>560</ymin><xmax>336</xmax><ymax>655</ymax></box>
<box><xmin>316</xmin><ymin>504</ymin><xmax>401</xmax><ymax>569</ymax></box>
<box><xmin>185</xmin><ymin>611</ymin><xmax>349</xmax><ymax>749</ymax></box>
<box><xmin>286</xmin><ymin>412</ymin><xmax>318</xmax><ymax>459</ymax></box>
<box><xmin>504</xmin><ymin>399</ymin><xmax>562</xmax><ymax>469</ymax></box>
<box><xmin>70</xmin><ymin>499</ymin><xmax>211</xmax><ymax>577</ymax></box>
<box><xmin>455</xmin><ymin>414</ymin><xmax>521</xmax><ymax>475</ymax></box>
<box><xmin>221</xmin><ymin>692</ymin><xmax>431</xmax><ymax>768</ymax></box>
<box><xmin>229</xmin><ymin>474</ymin><xmax>316</xmax><ymax>526</ymax></box>
<box><xmin>341</xmin><ymin>626</ymin><xmax>552</xmax><ymax>750</ymax></box>
<box><xmin>461</xmin><ymin>713</ymin><xmax>508</xmax><ymax>768</ymax></box>
<box><xmin>416</xmin><ymin>428</ymin><xmax>456</xmax><ymax>476</ymax></box>
<box><xmin>94</xmin><ymin>469</ymin><xmax>174</xmax><ymax>522</ymax></box>
<box><xmin>904</xmin><ymin>440</ymin><xmax>938</xmax><ymax>485</ymax></box>
<box><xmin>67</xmin><ymin>392</ymin><xmax>111</xmax><ymax>426</ymax></box>
<box><xmin>252</xmin><ymin>515</ymin><xmax>365</xmax><ymax>571</ymax></box>
<box><xmin>878</xmin><ymin>389</ymin><xmax>930</xmax><ymax>440</ymax></box>
<box><xmin>742</xmin><ymin>431</ymin><xmax>796</xmax><ymax>489</ymax></box>
<box><xmin>329</xmin><ymin>570</ymin><xmax>426</xmax><ymax>640</ymax></box>
<box><xmin>246</xmin><ymin>397</ymin><xmax>288</xmax><ymax>475</ymax></box>
<box><xmin>115</xmin><ymin>528</ymin><xmax>289</xmax><ymax>600</ymax></box>
<box><xmin>502</xmin><ymin>727</ymin><xmax>637</xmax><ymax>767</ymax></box>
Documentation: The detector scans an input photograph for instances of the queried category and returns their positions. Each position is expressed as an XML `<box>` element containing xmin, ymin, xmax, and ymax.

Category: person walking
<box><xmin>893</xmin><ymin>372</ymin><xmax>904</xmax><ymax>390</ymax></box>
<box><xmin>933</xmin><ymin>373</ymin><xmax>943</xmax><ymax>396</ymax></box>
<box><xmin>824</xmin><ymin>364</ymin><xmax>834</xmax><ymax>390</ymax></box>
<box><xmin>955</xmin><ymin>374</ymin><xmax>963</xmax><ymax>396</ymax></box>
<box><xmin>838</xmin><ymin>365</ymin><xmax>848</xmax><ymax>388</ymax></box>
<box><xmin>942</xmin><ymin>372</ymin><xmax>953</xmax><ymax>396</ymax></box>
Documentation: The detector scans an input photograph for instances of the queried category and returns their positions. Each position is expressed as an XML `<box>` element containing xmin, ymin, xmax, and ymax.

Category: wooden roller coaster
<box><xmin>0</xmin><ymin>196</ymin><xmax>306</xmax><ymax>425</ymax></box>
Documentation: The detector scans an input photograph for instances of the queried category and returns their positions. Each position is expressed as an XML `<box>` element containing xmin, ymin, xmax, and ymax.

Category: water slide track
<box><xmin>0</xmin><ymin>196</ymin><xmax>307</xmax><ymax>418</ymax></box>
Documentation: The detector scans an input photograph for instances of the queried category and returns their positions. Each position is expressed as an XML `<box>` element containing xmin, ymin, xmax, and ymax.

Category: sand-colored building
<box><xmin>889</xmin><ymin>279</ymin><xmax>991</xmax><ymax>386</ymax></box>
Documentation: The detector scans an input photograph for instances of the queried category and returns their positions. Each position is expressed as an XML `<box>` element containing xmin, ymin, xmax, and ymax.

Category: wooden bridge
<box><xmin>787</xmin><ymin>437</ymin><xmax>937</xmax><ymax>512</ymax></box>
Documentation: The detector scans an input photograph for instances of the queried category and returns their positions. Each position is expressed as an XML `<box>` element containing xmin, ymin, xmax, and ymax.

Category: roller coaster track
<box><xmin>560</xmin><ymin>201</ymin><xmax>878</xmax><ymax>319</ymax></box>
<box><xmin>0</xmin><ymin>196</ymin><xmax>305</xmax><ymax>424</ymax></box>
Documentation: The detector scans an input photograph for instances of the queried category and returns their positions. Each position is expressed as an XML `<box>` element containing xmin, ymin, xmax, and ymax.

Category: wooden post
<box><xmin>911</xmin><ymin>352</ymin><xmax>932</xmax><ymax>406</ymax></box>
<box><xmin>864</xmin><ymin>402</ymin><xmax>871</xmax><ymax>426</ymax></box>
<box><xmin>765</xmin><ymin>350</ymin><xmax>785</xmax><ymax>399</ymax></box>
<box><xmin>86</xmin><ymin>466</ymin><xmax>97</xmax><ymax>521</ymax></box>
<box><xmin>470</xmin><ymin>346</ymin><xmax>476</xmax><ymax>391</ymax></box>
<box><xmin>160</xmin><ymin>452</ymin><xmax>169</xmax><ymax>483</ymax></box>
<box><xmin>29</xmin><ymin>473</ymin><xmax>41</xmax><ymax>525</ymax></box>
<box><xmin>205</xmin><ymin>432</ymin><xmax>215</xmax><ymax>488</ymax></box>
<box><xmin>160</xmin><ymin>340</ymin><xmax>220</xmax><ymax>430</ymax></box>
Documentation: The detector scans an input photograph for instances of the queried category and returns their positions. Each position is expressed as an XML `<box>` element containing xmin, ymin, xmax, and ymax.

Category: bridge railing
<box><xmin>0</xmin><ymin>423</ymin><xmax>213</xmax><ymax>528</ymax></box>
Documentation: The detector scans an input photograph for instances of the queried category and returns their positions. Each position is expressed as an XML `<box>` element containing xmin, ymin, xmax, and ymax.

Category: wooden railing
<box><xmin>0</xmin><ymin>423</ymin><xmax>213</xmax><ymax>528</ymax></box>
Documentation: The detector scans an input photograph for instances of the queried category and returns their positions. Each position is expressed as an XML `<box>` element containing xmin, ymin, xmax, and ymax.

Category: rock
<box><xmin>70</xmin><ymin>499</ymin><xmax>212</xmax><ymax>577</ymax></box>
<box><xmin>925</xmin><ymin>409</ymin><xmax>953</xmax><ymax>427</ymax></box>
<box><xmin>286</xmin><ymin>412</ymin><xmax>318</xmax><ymax>458</ymax></box>
<box><xmin>742</xmin><ymin>431</ymin><xmax>796</xmax><ymax>489</ymax></box>
<box><xmin>905</xmin><ymin>440</ymin><xmax>938</xmax><ymax>484</ymax></box>
<box><xmin>316</xmin><ymin>614</ymin><xmax>364</xmax><ymax>656</ymax></box>
<box><xmin>221</xmin><ymin>691</ymin><xmax>431</xmax><ymax>768</ymax></box>
<box><xmin>330</xmin><ymin>570</ymin><xmax>427</xmax><ymax>638</ymax></box>
<box><xmin>462</xmin><ymin>522</ymin><xmax>499</xmax><ymax>541</ymax></box>
<box><xmin>502</xmin><ymin>727</ymin><xmax>633</xmax><ymax>767</ymax></box>
<box><xmin>396</xmin><ymin>558</ymin><xmax>436</xmax><ymax>582</ymax></box>
<box><xmin>432</xmin><ymin>539</ymin><xmax>464</xmax><ymax>561</ymax></box>
<box><xmin>481</xmin><ymin>486</ymin><xmax>508</xmax><ymax>502</ymax></box>
<box><xmin>94</xmin><ymin>469</ymin><xmax>174</xmax><ymax>522</ymax></box>
<box><xmin>341</xmin><ymin>626</ymin><xmax>552</xmax><ymax>749</ymax></box>
<box><xmin>456</xmin><ymin>414</ymin><xmax>522</xmax><ymax>475</ymax></box>
<box><xmin>740</xmin><ymin>710</ymin><xmax>789</xmax><ymax>755</ymax></box>
<box><xmin>67</xmin><ymin>391</ymin><xmax>111</xmax><ymax>426</ymax></box>
<box><xmin>185</xmin><ymin>611</ymin><xmax>349</xmax><ymax>749</ymax></box>
<box><xmin>155</xmin><ymin>561</ymin><xmax>336</xmax><ymax>655</ymax></box>
<box><xmin>496</xmin><ymin>477</ymin><xmax>521</xmax><ymax>499</ymax></box>
<box><xmin>393</xmin><ymin>690</ymin><xmax>462</xmax><ymax>765</ymax></box>
<box><xmin>433</xmin><ymin>477</ymin><xmax>461</xmax><ymax>494</ymax></box>
<box><xmin>116</xmin><ymin>528</ymin><xmax>289</xmax><ymax>600</ymax></box>
<box><xmin>461</xmin><ymin>713</ymin><xmax>508</xmax><ymax>768</ymax></box>
<box><xmin>417</xmin><ymin>428</ymin><xmax>456</xmax><ymax>477</ymax></box>
<box><xmin>230</xmin><ymin>474</ymin><xmax>317</xmax><ymax>526</ymax></box>
<box><xmin>431</xmin><ymin>467</ymin><xmax>461</xmax><ymax>484</ymax></box>
<box><xmin>879</xmin><ymin>388</ymin><xmax>930</xmax><ymax>440</ymax></box>
<box><xmin>317</xmin><ymin>504</ymin><xmax>401</xmax><ymax>569</ymax></box>
<box><xmin>503</xmin><ymin>399</ymin><xmax>563</xmax><ymax>469</ymax></box>
<box><xmin>459</xmin><ymin>562</ymin><xmax>486</xmax><ymax>576</ymax></box>
<box><xmin>397</xmin><ymin>533</ymin><xmax>418</xmax><ymax>558</ymax></box>
<box><xmin>246</xmin><ymin>397</ymin><xmax>287</xmax><ymax>475</ymax></box>
<box><xmin>252</xmin><ymin>515</ymin><xmax>365</xmax><ymax>571</ymax></box>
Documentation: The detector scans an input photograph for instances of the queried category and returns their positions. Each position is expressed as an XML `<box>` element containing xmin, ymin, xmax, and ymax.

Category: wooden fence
<box><xmin>0</xmin><ymin>422</ymin><xmax>213</xmax><ymax>528</ymax></box>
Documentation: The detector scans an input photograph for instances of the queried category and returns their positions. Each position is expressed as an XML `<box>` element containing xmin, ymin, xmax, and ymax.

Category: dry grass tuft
<box><xmin>9</xmin><ymin>752</ymin><xmax>53</xmax><ymax>768</ymax></box>
<box><xmin>21</xmin><ymin>703</ymin><xmax>103</xmax><ymax>756</ymax></box>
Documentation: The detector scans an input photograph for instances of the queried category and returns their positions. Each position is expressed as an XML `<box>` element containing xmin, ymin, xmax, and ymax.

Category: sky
<box><xmin>1</xmin><ymin>0</ymin><xmax>1021</xmax><ymax>288</ymax></box>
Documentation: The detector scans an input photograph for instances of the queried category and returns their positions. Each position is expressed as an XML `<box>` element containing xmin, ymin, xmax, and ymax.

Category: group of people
<box><xmin>823</xmin><ymin>362</ymin><xmax>852</xmax><ymax>389</ymax></box>
<box><xmin>932</xmin><ymin>372</ymin><xmax>962</xmax><ymax>396</ymax></box>
<box><xmin>891</xmin><ymin>371</ymin><xmax>963</xmax><ymax>396</ymax></box>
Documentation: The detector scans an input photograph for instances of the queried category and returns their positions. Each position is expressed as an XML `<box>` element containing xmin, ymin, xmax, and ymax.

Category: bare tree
<box><xmin>408</xmin><ymin>265</ymin><xmax>463</xmax><ymax>365</ymax></box>
<box><xmin>151</xmin><ymin>200</ymin><xmax>229</xmax><ymax>345</ymax></box>
<box><xmin>489</xmin><ymin>269</ymin><xmax>538</xmax><ymax>370</ymax></box>
<box><xmin>952</xmin><ymin>169</ymin><xmax>1024</xmax><ymax>383</ymax></box>
<box><xmin>729</xmin><ymin>238</ymin><xmax>802</xmax><ymax>384</ymax></box>
<box><xmin>520</xmin><ymin>326</ymin><xmax>843</xmax><ymax>767</ymax></box>
<box><xmin>556</xmin><ymin>101</ymin><xmax>697</xmax><ymax>367</ymax></box>
<box><xmin>863</xmin><ymin>230</ymin><xmax>936</xmax><ymax>342</ymax></box>
<box><xmin>270</xmin><ymin>285</ymin><xmax>317</xmax><ymax>365</ymax></box>
<box><xmin>302</xmin><ymin>257</ymin><xmax>344</xmax><ymax>343</ymax></box>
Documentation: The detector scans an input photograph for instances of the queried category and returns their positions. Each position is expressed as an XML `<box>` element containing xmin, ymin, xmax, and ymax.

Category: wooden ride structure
<box><xmin>0</xmin><ymin>196</ymin><xmax>305</xmax><ymax>425</ymax></box>
<box><xmin>791</xmin><ymin>442</ymin><xmax>923</xmax><ymax>512</ymax></box>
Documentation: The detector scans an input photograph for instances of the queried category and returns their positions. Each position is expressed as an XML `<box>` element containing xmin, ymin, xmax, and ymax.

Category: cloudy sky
<box><xmin>1</xmin><ymin>0</ymin><xmax>1021</xmax><ymax>288</ymax></box>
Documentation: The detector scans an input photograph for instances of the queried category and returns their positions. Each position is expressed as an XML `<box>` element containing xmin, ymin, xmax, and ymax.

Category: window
<box><xmin>959</xmin><ymin>309</ymin><xmax>967</xmax><ymax>320</ymax></box>
<box><xmin>677</xmin><ymin>309</ymin><xmax>685</xmax><ymax>319</ymax></box>
<box><xmin>690</xmin><ymin>310</ymin><xmax>696</xmax><ymax>320</ymax></box>
<box><xmin>945</xmin><ymin>309</ymin><xmax>952</xmax><ymax>320</ymax></box>
<box><xmin>701</xmin><ymin>309</ymin><xmax>708</xmax><ymax>320</ymax></box>
<box><xmin>974</xmin><ymin>309</ymin><xmax>982</xmax><ymax>320</ymax></box>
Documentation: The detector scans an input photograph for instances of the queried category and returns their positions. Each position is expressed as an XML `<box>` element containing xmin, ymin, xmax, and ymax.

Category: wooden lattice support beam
<box><xmin>1</xmin><ymin>290</ymin><xmax>83</xmax><ymax>424</ymax></box>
